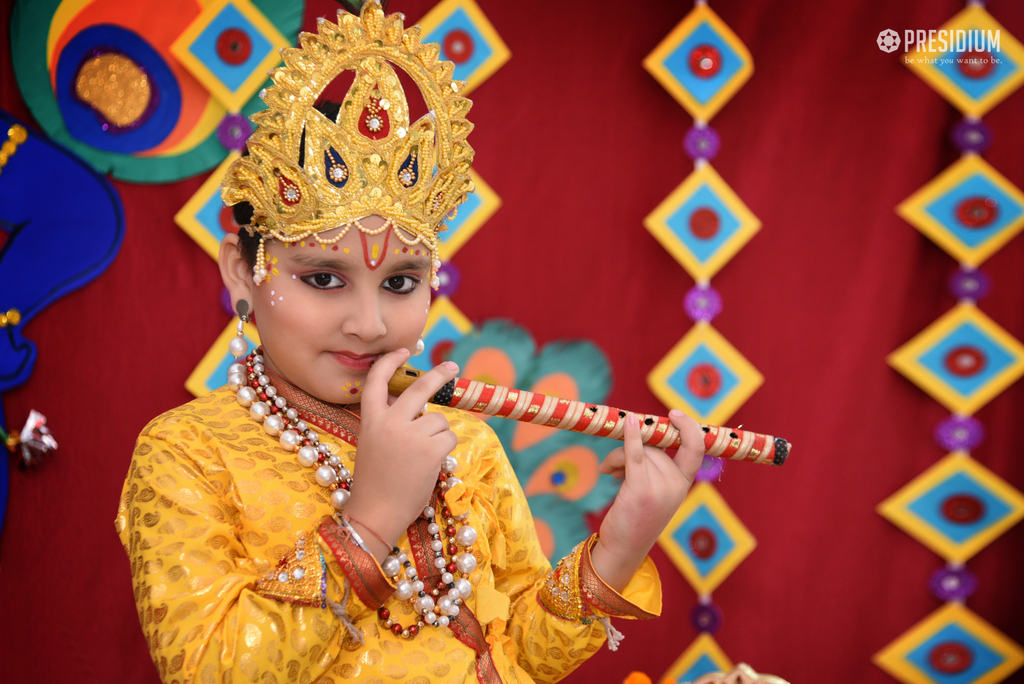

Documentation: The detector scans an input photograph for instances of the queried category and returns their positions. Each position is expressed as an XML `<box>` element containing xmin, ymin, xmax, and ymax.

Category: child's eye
<box><xmin>384</xmin><ymin>275</ymin><xmax>418</xmax><ymax>294</ymax></box>
<box><xmin>302</xmin><ymin>273</ymin><xmax>344</xmax><ymax>289</ymax></box>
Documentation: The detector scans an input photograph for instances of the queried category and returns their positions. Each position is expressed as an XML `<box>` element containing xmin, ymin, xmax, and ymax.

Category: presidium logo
<box><xmin>877</xmin><ymin>28</ymin><xmax>1002</xmax><ymax>58</ymax></box>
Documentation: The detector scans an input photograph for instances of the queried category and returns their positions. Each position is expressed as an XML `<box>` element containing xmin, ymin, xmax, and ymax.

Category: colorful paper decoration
<box><xmin>658</xmin><ymin>483</ymin><xmax>756</xmax><ymax>596</ymax></box>
<box><xmin>406</xmin><ymin>297</ymin><xmax>473</xmax><ymax>372</ymax></box>
<box><xmin>175</xmin><ymin>153</ymin><xmax>242</xmax><ymax>260</ymax></box>
<box><xmin>171</xmin><ymin>0</ymin><xmax>290</xmax><ymax>113</ymax></box>
<box><xmin>896</xmin><ymin>155</ymin><xmax>1024</xmax><ymax>268</ymax></box>
<box><xmin>642</xmin><ymin>4</ymin><xmax>753</xmax><ymax>122</ymax></box>
<box><xmin>10</xmin><ymin>0</ymin><xmax>303</xmax><ymax>182</ymax></box>
<box><xmin>644</xmin><ymin>164</ymin><xmax>761</xmax><ymax>282</ymax></box>
<box><xmin>185</xmin><ymin>320</ymin><xmax>261</xmax><ymax>397</ymax></box>
<box><xmin>874</xmin><ymin>603</ymin><xmax>1024</xmax><ymax>684</ymax></box>
<box><xmin>648</xmin><ymin>323</ymin><xmax>763</xmax><ymax>427</ymax></box>
<box><xmin>662</xmin><ymin>633</ymin><xmax>734</xmax><ymax>684</ymax></box>
<box><xmin>877</xmin><ymin>453</ymin><xmax>1024</xmax><ymax>564</ymax></box>
<box><xmin>903</xmin><ymin>6</ymin><xmax>1024</xmax><ymax>119</ymax></box>
<box><xmin>887</xmin><ymin>303</ymin><xmax>1024</xmax><ymax>415</ymax></box>
<box><xmin>438</xmin><ymin>170</ymin><xmax>502</xmax><ymax>261</ymax></box>
<box><xmin>417</xmin><ymin>0</ymin><xmax>511</xmax><ymax>96</ymax></box>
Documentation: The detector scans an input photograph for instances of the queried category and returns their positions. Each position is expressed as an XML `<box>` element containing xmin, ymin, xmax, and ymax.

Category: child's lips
<box><xmin>330</xmin><ymin>351</ymin><xmax>382</xmax><ymax>371</ymax></box>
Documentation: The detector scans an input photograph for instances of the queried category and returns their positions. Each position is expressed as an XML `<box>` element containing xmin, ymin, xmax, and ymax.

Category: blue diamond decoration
<box><xmin>906</xmin><ymin>623</ymin><xmax>1005</xmax><ymax>684</ymax></box>
<box><xmin>666</xmin><ymin>343</ymin><xmax>739</xmax><ymax>418</ymax></box>
<box><xmin>906</xmin><ymin>472</ymin><xmax>1013</xmax><ymax>545</ymax></box>
<box><xmin>924</xmin><ymin>174</ymin><xmax>1024</xmax><ymax>249</ymax></box>
<box><xmin>189</xmin><ymin>4</ymin><xmax>274</xmax><ymax>93</ymax></box>
<box><xmin>917</xmin><ymin>322</ymin><xmax>1016</xmax><ymax>397</ymax></box>
<box><xmin>670</xmin><ymin>503</ymin><xmax>736</xmax><ymax>579</ymax></box>
<box><xmin>662</xmin><ymin>22</ymin><xmax>744</xmax><ymax>107</ymax></box>
<box><xmin>666</xmin><ymin>185</ymin><xmax>743</xmax><ymax>264</ymax></box>
<box><xmin>934</xmin><ymin>49</ymin><xmax>1021</xmax><ymax>103</ymax></box>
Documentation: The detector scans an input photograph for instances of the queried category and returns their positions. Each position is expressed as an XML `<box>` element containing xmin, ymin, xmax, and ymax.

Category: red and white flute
<box><xmin>388</xmin><ymin>368</ymin><xmax>790</xmax><ymax>466</ymax></box>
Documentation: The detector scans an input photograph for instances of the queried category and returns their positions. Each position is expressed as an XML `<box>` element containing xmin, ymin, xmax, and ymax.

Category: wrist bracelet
<box><xmin>342</xmin><ymin>513</ymin><xmax>392</xmax><ymax>555</ymax></box>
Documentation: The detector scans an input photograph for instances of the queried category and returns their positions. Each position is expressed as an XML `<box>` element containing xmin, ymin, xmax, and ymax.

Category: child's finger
<box><xmin>391</xmin><ymin>360</ymin><xmax>460</xmax><ymax>420</ymax></box>
<box><xmin>362</xmin><ymin>349</ymin><xmax>412</xmax><ymax>413</ymax></box>
<box><xmin>622</xmin><ymin>413</ymin><xmax>651</xmax><ymax>488</ymax></box>
<box><xmin>598</xmin><ymin>447</ymin><xmax>626</xmax><ymax>474</ymax></box>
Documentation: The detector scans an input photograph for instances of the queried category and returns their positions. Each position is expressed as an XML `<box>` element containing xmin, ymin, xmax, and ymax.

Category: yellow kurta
<box><xmin>116</xmin><ymin>387</ymin><xmax>661</xmax><ymax>683</ymax></box>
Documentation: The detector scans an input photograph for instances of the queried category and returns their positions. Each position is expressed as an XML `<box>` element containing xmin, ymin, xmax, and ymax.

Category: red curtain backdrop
<box><xmin>2</xmin><ymin>1</ymin><xmax>1022</xmax><ymax>682</ymax></box>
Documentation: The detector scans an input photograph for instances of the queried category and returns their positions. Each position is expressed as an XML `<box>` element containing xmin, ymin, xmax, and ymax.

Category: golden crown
<box><xmin>221</xmin><ymin>1</ymin><xmax>475</xmax><ymax>287</ymax></box>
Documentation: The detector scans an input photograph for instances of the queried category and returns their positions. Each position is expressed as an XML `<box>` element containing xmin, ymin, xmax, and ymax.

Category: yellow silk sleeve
<box><xmin>481</xmin><ymin>435</ymin><xmax>662</xmax><ymax>684</ymax></box>
<box><xmin>115</xmin><ymin>419</ymin><xmax>354</xmax><ymax>684</ymax></box>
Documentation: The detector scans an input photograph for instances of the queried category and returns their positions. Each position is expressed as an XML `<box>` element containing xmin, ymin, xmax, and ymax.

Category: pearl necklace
<box><xmin>227</xmin><ymin>343</ymin><xmax>478</xmax><ymax>638</ymax></box>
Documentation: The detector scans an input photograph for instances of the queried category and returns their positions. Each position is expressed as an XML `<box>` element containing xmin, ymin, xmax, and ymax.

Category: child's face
<box><xmin>252</xmin><ymin>216</ymin><xmax>432</xmax><ymax>403</ymax></box>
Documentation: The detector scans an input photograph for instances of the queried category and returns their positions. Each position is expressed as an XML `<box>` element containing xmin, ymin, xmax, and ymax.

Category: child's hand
<box><xmin>342</xmin><ymin>349</ymin><xmax>459</xmax><ymax>558</ymax></box>
<box><xmin>591</xmin><ymin>410</ymin><xmax>704</xmax><ymax>591</ymax></box>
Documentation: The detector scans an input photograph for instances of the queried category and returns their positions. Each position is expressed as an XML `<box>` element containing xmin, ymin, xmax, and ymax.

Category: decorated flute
<box><xmin>388</xmin><ymin>367</ymin><xmax>790</xmax><ymax>466</ymax></box>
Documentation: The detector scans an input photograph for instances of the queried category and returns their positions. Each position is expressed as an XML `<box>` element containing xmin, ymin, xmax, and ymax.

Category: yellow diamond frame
<box><xmin>903</xmin><ymin>5</ymin><xmax>1024</xmax><ymax>118</ymax></box>
<box><xmin>877</xmin><ymin>452</ymin><xmax>1024</xmax><ymax>563</ymax></box>
<box><xmin>171</xmin><ymin>0</ymin><xmax>289</xmax><ymax>113</ymax></box>
<box><xmin>439</xmin><ymin>170</ymin><xmax>501</xmax><ymax>261</ymax></box>
<box><xmin>643</xmin><ymin>4</ymin><xmax>753</xmax><ymax>122</ymax></box>
<box><xmin>416</xmin><ymin>0</ymin><xmax>511</xmax><ymax>96</ymax></box>
<box><xmin>185</xmin><ymin>319</ymin><xmax>261</xmax><ymax>398</ymax></box>
<box><xmin>426</xmin><ymin>295</ymin><xmax>473</xmax><ymax>334</ymax></box>
<box><xmin>662</xmin><ymin>633</ymin><xmax>734</xmax><ymax>684</ymax></box>
<box><xmin>175</xmin><ymin>152</ymin><xmax>240</xmax><ymax>261</ymax></box>
<box><xmin>896</xmin><ymin>154</ymin><xmax>1024</xmax><ymax>267</ymax></box>
<box><xmin>648</xmin><ymin>323</ymin><xmax>763</xmax><ymax>426</ymax></box>
<box><xmin>887</xmin><ymin>302</ymin><xmax>1024</xmax><ymax>415</ymax></box>
<box><xmin>873</xmin><ymin>603</ymin><xmax>1024</xmax><ymax>684</ymax></box>
<box><xmin>644</xmin><ymin>164</ymin><xmax>761</xmax><ymax>282</ymax></box>
<box><xmin>657</xmin><ymin>482</ymin><xmax>756</xmax><ymax>595</ymax></box>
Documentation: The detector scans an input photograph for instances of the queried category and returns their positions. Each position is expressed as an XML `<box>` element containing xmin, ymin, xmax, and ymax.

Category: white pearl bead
<box><xmin>414</xmin><ymin>339</ymin><xmax>425</xmax><ymax>355</ymax></box>
<box><xmin>279</xmin><ymin>430</ymin><xmax>301</xmax><ymax>451</ymax></box>
<box><xmin>456</xmin><ymin>525</ymin><xmax>477</xmax><ymax>547</ymax></box>
<box><xmin>437</xmin><ymin>596</ymin><xmax>452</xmax><ymax>613</ymax></box>
<box><xmin>427</xmin><ymin>523</ymin><xmax>440</xmax><ymax>535</ymax></box>
<box><xmin>382</xmin><ymin>556</ymin><xmax>400</xmax><ymax>577</ymax></box>
<box><xmin>236</xmin><ymin>387</ymin><xmax>257</xmax><ymax>407</ymax></box>
<box><xmin>257</xmin><ymin>375</ymin><xmax>270</xmax><ymax>386</ymax></box>
<box><xmin>228</xmin><ymin>336</ymin><xmax>248</xmax><ymax>358</ymax></box>
<box><xmin>441</xmin><ymin>572</ymin><xmax>454</xmax><ymax>585</ymax></box>
<box><xmin>437</xmin><ymin>615</ymin><xmax>449</xmax><ymax>627</ymax></box>
<box><xmin>454</xmin><ymin>511</ymin><xmax>469</xmax><ymax>520</ymax></box>
<box><xmin>434</xmin><ymin>556</ymin><xmax>447</xmax><ymax>569</ymax></box>
<box><xmin>425</xmin><ymin>611</ymin><xmax>437</xmax><ymax>625</ymax></box>
<box><xmin>264</xmin><ymin>414</ymin><xmax>284</xmax><ymax>436</ymax></box>
<box><xmin>397</xmin><ymin>552</ymin><xmax>408</xmax><ymax>563</ymax></box>
<box><xmin>250</xmin><ymin>402</ymin><xmax>270</xmax><ymax>421</ymax></box>
<box><xmin>441</xmin><ymin>456</ymin><xmax>458</xmax><ymax>474</ymax></box>
<box><xmin>338</xmin><ymin>467</ymin><xmax>351</xmax><ymax>479</ymax></box>
<box><xmin>317</xmin><ymin>443</ymin><xmax>329</xmax><ymax>453</ymax></box>
<box><xmin>257</xmin><ymin>268</ymin><xmax>268</xmax><ymax>279</ymax></box>
<box><xmin>448</xmin><ymin>605</ymin><xmax>460</xmax><ymax>617</ymax></box>
<box><xmin>446</xmin><ymin>476</ymin><xmax>462</xmax><ymax>489</ymax></box>
<box><xmin>448</xmin><ymin>588</ymin><xmax>461</xmax><ymax>600</ymax></box>
<box><xmin>454</xmin><ymin>578</ymin><xmax>472</xmax><ymax>597</ymax></box>
<box><xmin>297</xmin><ymin>446</ymin><xmax>318</xmax><ymax>467</ymax></box>
<box><xmin>253</xmin><ymin>355</ymin><xmax>263</xmax><ymax>364</ymax></box>
<box><xmin>292</xmin><ymin>568</ymin><xmax>305</xmax><ymax>580</ymax></box>
<box><xmin>424</xmin><ymin>506</ymin><xmax>435</xmax><ymax>518</ymax></box>
<box><xmin>412</xmin><ymin>581</ymin><xmax>424</xmax><ymax>593</ymax></box>
<box><xmin>430</xmin><ymin>276</ymin><xmax>440</xmax><ymax>289</ymax></box>
<box><xmin>227</xmin><ymin>373</ymin><xmax>247</xmax><ymax>391</ymax></box>
<box><xmin>275</xmin><ymin>397</ymin><xmax>288</xmax><ymax>409</ymax></box>
<box><xmin>330</xmin><ymin>489</ymin><xmax>349</xmax><ymax>510</ymax></box>
<box><xmin>228</xmin><ymin>363</ymin><xmax>246</xmax><ymax>376</ymax></box>
<box><xmin>395</xmin><ymin>580</ymin><xmax>414</xmax><ymax>600</ymax></box>
<box><xmin>314</xmin><ymin>466</ymin><xmax>337</xmax><ymax>487</ymax></box>
<box><xmin>431</xmin><ymin>540</ymin><xmax>443</xmax><ymax>552</ymax></box>
<box><xmin>295</xmin><ymin>420</ymin><xmax>308</xmax><ymax>432</ymax></box>
<box><xmin>285</xmin><ymin>408</ymin><xmax>298</xmax><ymax>421</ymax></box>
<box><xmin>252</xmin><ymin>363</ymin><xmax>265</xmax><ymax>374</ymax></box>
<box><xmin>456</xmin><ymin>552</ymin><xmax>477</xmax><ymax>574</ymax></box>
<box><xmin>328</xmin><ymin>455</ymin><xmax>341</xmax><ymax>467</ymax></box>
<box><xmin>415</xmin><ymin>596</ymin><xmax>435</xmax><ymax>614</ymax></box>
<box><xmin>405</xmin><ymin>566</ymin><xmax>417</xmax><ymax>579</ymax></box>
<box><xmin>265</xmin><ymin>385</ymin><xmax>277</xmax><ymax>397</ymax></box>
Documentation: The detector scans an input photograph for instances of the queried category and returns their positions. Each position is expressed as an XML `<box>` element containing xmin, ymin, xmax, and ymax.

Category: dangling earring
<box><xmin>413</xmin><ymin>337</ymin><xmax>425</xmax><ymax>356</ymax></box>
<box><xmin>229</xmin><ymin>300</ymin><xmax>250</xmax><ymax>358</ymax></box>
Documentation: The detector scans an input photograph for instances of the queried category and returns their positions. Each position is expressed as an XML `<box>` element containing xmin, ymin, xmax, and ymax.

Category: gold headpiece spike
<box><xmin>221</xmin><ymin>0</ymin><xmax>475</xmax><ymax>289</ymax></box>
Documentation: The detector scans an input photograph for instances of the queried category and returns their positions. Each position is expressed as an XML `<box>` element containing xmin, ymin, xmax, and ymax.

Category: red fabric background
<box><xmin>1</xmin><ymin>1</ymin><xmax>1023</xmax><ymax>682</ymax></box>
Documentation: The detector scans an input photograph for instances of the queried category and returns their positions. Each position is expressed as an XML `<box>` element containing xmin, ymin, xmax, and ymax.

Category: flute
<box><xmin>388</xmin><ymin>367</ymin><xmax>790</xmax><ymax>466</ymax></box>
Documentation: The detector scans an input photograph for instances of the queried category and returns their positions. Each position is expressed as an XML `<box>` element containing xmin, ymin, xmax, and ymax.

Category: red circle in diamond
<box><xmin>929</xmin><ymin>642</ymin><xmax>973</xmax><ymax>674</ymax></box>
<box><xmin>688</xmin><ymin>363</ymin><xmax>721</xmax><ymax>399</ymax></box>
<box><xmin>216</xmin><ymin>28</ymin><xmax>252</xmax><ymax>66</ymax></box>
<box><xmin>443</xmin><ymin>29</ymin><xmax>474</xmax><ymax>64</ymax></box>
<box><xmin>431</xmin><ymin>340</ymin><xmax>455</xmax><ymax>366</ymax></box>
<box><xmin>942</xmin><ymin>494</ymin><xmax>984</xmax><ymax>524</ymax></box>
<box><xmin>690</xmin><ymin>528</ymin><xmax>717</xmax><ymax>559</ymax></box>
<box><xmin>219</xmin><ymin>205</ymin><xmax>241</xmax><ymax>235</ymax></box>
<box><xmin>958</xmin><ymin>50</ymin><xmax>995</xmax><ymax>79</ymax></box>
<box><xmin>689</xmin><ymin>45</ymin><xmax>722</xmax><ymax>78</ymax></box>
<box><xmin>690</xmin><ymin>208</ymin><xmax>720</xmax><ymax>239</ymax></box>
<box><xmin>944</xmin><ymin>345</ymin><xmax>985</xmax><ymax>376</ymax></box>
<box><xmin>956</xmin><ymin>197</ymin><xmax>999</xmax><ymax>229</ymax></box>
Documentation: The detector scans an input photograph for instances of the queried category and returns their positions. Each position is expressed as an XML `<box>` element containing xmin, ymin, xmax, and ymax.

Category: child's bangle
<box><xmin>343</xmin><ymin>514</ymin><xmax>393</xmax><ymax>554</ymax></box>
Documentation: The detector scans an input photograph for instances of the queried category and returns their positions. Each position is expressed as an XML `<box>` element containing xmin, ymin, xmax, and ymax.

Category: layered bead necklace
<box><xmin>228</xmin><ymin>342</ymin><xmax>479</xmax><ymax>638</ymax></box>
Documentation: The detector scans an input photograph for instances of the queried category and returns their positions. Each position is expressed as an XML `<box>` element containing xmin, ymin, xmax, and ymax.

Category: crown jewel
<box><xmin>221</xmin><ymin>2</ymin><xmax>475</xmax><ymax>287</ymax></box>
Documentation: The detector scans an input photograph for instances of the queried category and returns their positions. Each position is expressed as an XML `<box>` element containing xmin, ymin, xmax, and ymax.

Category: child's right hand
<box><xmin>341</xmin><ymin>349</ymin><xmax>460</xmax><ymax>558</ymax></box>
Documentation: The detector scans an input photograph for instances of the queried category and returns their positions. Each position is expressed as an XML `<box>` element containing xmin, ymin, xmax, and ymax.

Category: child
<box><xmin>115</xmin><ymin>4</ymin><xmax>704</xmax><ymax>683</ymax></box>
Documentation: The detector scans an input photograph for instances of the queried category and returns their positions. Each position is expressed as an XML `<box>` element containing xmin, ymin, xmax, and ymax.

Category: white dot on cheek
<box><xmin>292</xmin><ymin>274</ymin><xmax>297</xmax><ymax>279</ymax></box>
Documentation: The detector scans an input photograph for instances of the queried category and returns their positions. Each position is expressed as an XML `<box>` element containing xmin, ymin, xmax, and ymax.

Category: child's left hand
<box><xmin>591</xmin><ymin>409</ymin><xmax>705</xmax><ymax>592</ymax></box>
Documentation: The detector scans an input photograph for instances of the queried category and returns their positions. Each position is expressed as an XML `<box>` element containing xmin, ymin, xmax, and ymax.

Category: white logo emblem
<box><xmin>877</xmin><ymin>29</ymin><xmax>901</xmax><ymax>53</ymax></box>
